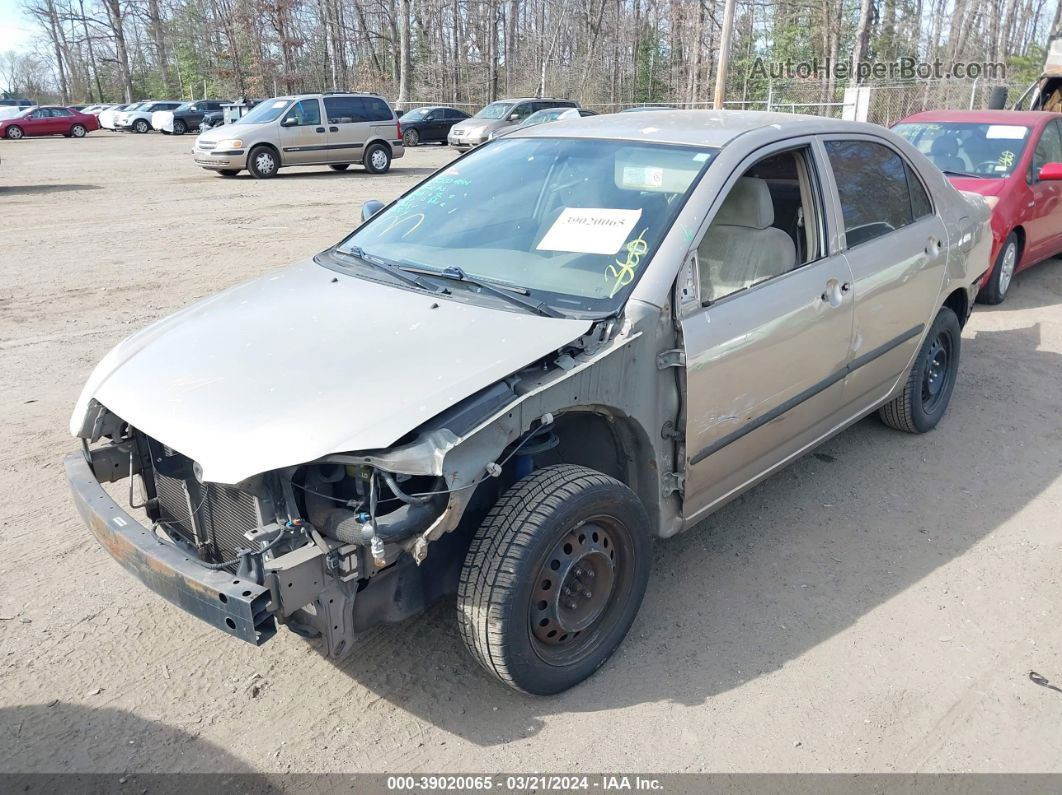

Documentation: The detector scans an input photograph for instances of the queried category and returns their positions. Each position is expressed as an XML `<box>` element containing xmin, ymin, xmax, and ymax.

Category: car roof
<box><xmin>514</xmin><ymin>109</ymin><xmax>891</xmax><ymax>148</ymax></box>
<box><xmin>896</xmin><ymin>109</ymin><xmax>1062</xmax><ymax>127</ymax></box>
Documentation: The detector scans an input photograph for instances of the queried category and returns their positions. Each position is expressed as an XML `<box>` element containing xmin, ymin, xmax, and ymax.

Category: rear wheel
<box><xmin>173</xmin><ymin>119</ymin><xmax>187</xmax><ymax>135</ymax></box>
<box><xmin>457</xmin><ymin>464</ymin><xmax>651</xmax><ymax>694</ymax></box>
<box><xmin>133</xmin><ymin>119</ymin><xmax>150</xmax><ymax>134</ymax></box>
<box><xmin>328</xmin><ymin>164</ymin><xmax>350</xmax><ymax>171</ymax></box>
<box><xmin>70</xmin><ymin>124</ymin><xmax>86</xmax><ymax>138</ymax></box>
<box><xmin>363</xmin><ymin>143</ymin><xmax>391</xmax><ymax>174</ymax></box>
<box><xmin>403</xmin><ymin>128</ymin><xmax>420</xmax><ymax>146</ymax></box>
<box><xmin>6</xmin><ymin>125</ymin><xmax>23</xmax><ymax>139</ymax></box>
<box><xmin>977</xmin><ymin>232</ymin><xmax>1019</xmax><ymax>305</ymax></box>
<box><xmin>247</xmin><ymin>145</ymin><xmax>279</xmax><ymax>179</ymax></box>
<box><xmin>879</xmin><ymin>306</ymin><xmax>961</xmax><ymax>434</ymax></box>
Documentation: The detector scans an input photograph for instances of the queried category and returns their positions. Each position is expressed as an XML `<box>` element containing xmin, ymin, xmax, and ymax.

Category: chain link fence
<box><xmin>411</xmin><ymin>77</ymin><xmax>1031</xmax><ymax>126</ymax></box>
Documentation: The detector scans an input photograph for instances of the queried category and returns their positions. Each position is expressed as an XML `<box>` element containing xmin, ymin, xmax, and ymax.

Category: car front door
<box><xmin>681</xmin><ymin>139</ymin><xmax>856</xmax><ymax>517</ymax></box>
<box><xmin>279</xmin><ymin>98</ymin><xmax>327</xmax><ymax>165</ymax></box>
<box><xmin>820</xmin><ymin>136</ymin><xmax>949</xmax><ymax>415</ymax></box>
<box><xmin>25</xmin><ymin>108</ymin><xmax>52</xmax><ymax>135</ymax></box>
<box><xmin>1022</xmin><ymin>119</ymin><xmax>1062</xmax><ymax>263</ymax></box>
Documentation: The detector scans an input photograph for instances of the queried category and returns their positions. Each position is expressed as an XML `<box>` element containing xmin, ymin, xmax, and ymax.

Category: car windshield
<box><xmin>236</xmin><ymin>97</ymin><xmax>292</xmax><ymax>125</ymax></box>
<box><xmin>522</xmin><ymin>109</ymin><xmax>563</xmax><ymax>126</ymax></box>
<box><xmin>400</xmin><ymin>108</ymin><xmax>429</xmax><ymax>121</ymax></box>
<box><xmin>474</xmin><ymin>101</ymin><xmax>515</xmax><ymax>120</ymax></box>
<box><xmin>173</xmin><ymin>102</ymin><xmax>192</xmax><ymax>112</ymax></box>
<box><xmin>334</xmin><ymin>138</ymin><xmax>716</xmax><ymax>315</ymax></box>
<box><xmin>893</xmin><ymin>121</ymin><xmax>1032</xmax><ymax>178</ymax></box>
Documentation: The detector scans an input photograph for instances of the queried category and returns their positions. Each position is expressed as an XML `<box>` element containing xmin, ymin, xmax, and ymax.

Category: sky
<box><xmin>0</xmin><ymin>0</ymin><xmax>36</xmax><ymax>54</ymax></box>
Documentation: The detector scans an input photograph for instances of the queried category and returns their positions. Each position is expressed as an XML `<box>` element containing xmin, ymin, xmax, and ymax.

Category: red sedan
<box><xmin>894</xmin><ymin>110</ymin><xmax>1062</xmax><ymax>303</ymax></box>
<box><xmin>0</xmin><ymin>105</ymin><xmax>100</xmax><ymax>140</ymax></box>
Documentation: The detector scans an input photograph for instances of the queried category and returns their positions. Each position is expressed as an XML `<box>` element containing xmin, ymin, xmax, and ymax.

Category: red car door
<box><xmin>24</xmin><ymin>108</ymin><xmax>51</xmax><ymax>135</ymax></box>
<box><xmin>1022</xmin><ymin>119</ymin><xmax>1062</xmax><ymax>264</ymax></box>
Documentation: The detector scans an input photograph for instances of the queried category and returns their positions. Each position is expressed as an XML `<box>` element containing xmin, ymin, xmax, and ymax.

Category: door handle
<box><xmin>820</xmin><ymin>279</ymin><xmax>847</xmax><ymax>307</ymax></box>
<box><xmin>315</xmin><ymin>127</ymin><xmax>325</xmax><ymax>133</ymax></box>
<box><xmin>329</xmin><ymin>126</ymin><xmax>338</xmax><ymax>132</ymax></box>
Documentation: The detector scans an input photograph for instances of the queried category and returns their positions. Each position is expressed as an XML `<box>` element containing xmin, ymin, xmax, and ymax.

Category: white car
<box><xmin>98</xmin><ymin>103</ymin><xmax>138</xmax><ymax>130</ymax></box>
<box><xmin>0</xmin><ymin>105</ymin><xmax>33</xmax><ymax>122</ymax></box>
<box><xmin>116</xmin><ymin>100</ymin><xmax>182</xmax><ymax>133</ymax></box>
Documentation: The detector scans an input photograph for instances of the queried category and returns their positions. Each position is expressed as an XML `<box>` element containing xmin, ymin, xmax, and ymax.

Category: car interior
<box><xmin>697</xmin><ymin>148</ymin><xmax>821</xmax><ymax>304</ymax></box>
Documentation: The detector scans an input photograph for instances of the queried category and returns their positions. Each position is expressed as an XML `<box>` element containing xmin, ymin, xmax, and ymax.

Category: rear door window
<box><xmin>324</xmin><ymin>96</ymin><xmax>360</xmax><ymax>123</ymax></box>
<box><xmin>824</xmin><ymin>140</ymin><xmax>916</xmax><ymax>248</ymax></box>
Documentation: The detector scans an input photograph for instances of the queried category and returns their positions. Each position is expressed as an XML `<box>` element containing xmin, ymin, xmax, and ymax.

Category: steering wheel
<box><xmin>974</xmin><ymin>160</ymin><xmax>1001</xmax><ymax>174</ymax></box>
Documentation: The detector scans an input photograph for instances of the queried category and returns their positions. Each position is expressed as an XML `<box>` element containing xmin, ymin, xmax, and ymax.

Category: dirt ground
<box><xmin>1</xmin><ymin>130</ymin><xmax>1061</xmax><ymax>775</ymax></box>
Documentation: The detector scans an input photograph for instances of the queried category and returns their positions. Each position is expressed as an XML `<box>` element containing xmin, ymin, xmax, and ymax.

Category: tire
<box><xmin>457</xmin><ymin>464</ymin><xmax>651</xmax><ymax>694</ymax></box>
<box><xmin>134</xmin><ymin>119</ymin><xmax>150</xmax><ymax>134</ymax></box>
<box><xmin>173</xmin><ymin>119</ymin><xmax>187</xmax><ymax>135</ymax></box>
<box><xmin>247</xmin><ymin>145</ymin><xmax>279</xmax><ymax>179</ymax></box>
<box><xmin>70</xmin><ymin>124</ymin><xmax>86</xmax><ymax>138</ymax></box>
<box><xmin>329</xmin><ymin>164</ymin><xmax>350</xmax><ymax>171</ymax></box>
<box><xmin>363</xmin><ymin>142</ymin><xmax>391</xmax><ymax>174</ymax></box>
<box><xmin>217</xmin><ymin>169</ymin><xmax>240</xmax><ymax>177</ymax></box>
<box><xmin>6</xmin><ymin>125</ymin><xmax>23</xmax><ymax>139</ymax></box>
<box><xmin>977</xmin><ymin>232</ymin><xmax>1019</xmax><ymax>305</ymax></box>
<box><xmin>403</xmin><ymin>128</ymin><xmax>420</xmax><ymax>146</ymax></box>
<box><xmin>879</xmin><ymin>306</ymin><xmax>961</xmax><ymax>434</ymax></box>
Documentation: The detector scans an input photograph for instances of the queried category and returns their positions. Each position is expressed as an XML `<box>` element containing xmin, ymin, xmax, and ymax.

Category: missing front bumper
<box><xmin>64</xmin><ymin>451</ymin><xmax>276</xmax><ymax>646</ymax></box>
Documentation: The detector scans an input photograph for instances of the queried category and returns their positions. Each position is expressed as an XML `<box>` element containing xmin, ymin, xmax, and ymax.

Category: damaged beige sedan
<box><xmin>66</xmin><ymin>111</ymin><xmax>991</xmax><ymax>694</ymax></box>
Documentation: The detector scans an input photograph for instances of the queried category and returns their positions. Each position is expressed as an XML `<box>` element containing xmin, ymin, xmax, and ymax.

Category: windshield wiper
<box><xmin>332</xmin><ymin>246</ymin><xmax>448</xmax><ymax>294</ymax></box>
<box><xmin>942</xmin><ymin>169</ymin><xmax>984</xmax><ymax>179</ymax></box>
<box><xmin>401</xmin><ymin>264</ymin><xmax>564</xmax><ymax>318</ymax></box>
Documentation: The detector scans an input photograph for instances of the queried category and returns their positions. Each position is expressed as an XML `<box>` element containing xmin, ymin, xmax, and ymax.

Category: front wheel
<box><xmin>5</xmin><ymin>125</ymin><xmax>23</xmax><ymax>139</ymax></box>
<box><xmin>363</xmin><ymin>143</ymin><xmax>391</xmax><ymax>174</ymax></box>
<box><xmin>457</xmin><ymin>464</ymin><xmax>651</xmax><ymax>694</ymax></box>
<box><xmin>879</xmin><ymin>306</ymin><xmax>961</xmax><ymax>434</ymax></box>
<box><xmin>134</xmin><ymin>119</ymin><xmax>150</xmax><ymax>134</ymax></box>
<box><xmin>247</xmin><ymin>145</ymin><xmax>279</xmax><ymax>179</ymax></box>
<box><xmin>977</xmin><ymin>232</ymin><xmax>1019</xmax><ymax>305</ymax></box>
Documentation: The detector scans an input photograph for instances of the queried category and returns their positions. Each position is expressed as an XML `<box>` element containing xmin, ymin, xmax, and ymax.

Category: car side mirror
<box><xmin>508</xmin><ymin>112</ymin><xmax>520</xmax><ymax>121</ymax></box>
<box><xmin>1038</xmin><ymin>162</ymin><xmax>1062</xmax><ymax>180</ymax></box>
<box><xmin>361</xmin><ymin>199</ymin><xmax>385</xmax><ymax>222</ymax></box>
<box><xmin>280</xmin><ymin>116</ymin><xmax>296</xmax><ymax>127</ymax></box>
<box><xmin>423</xmin><ymin>115</ymin><xmax>435</xmax><ymax>122</ymax></box>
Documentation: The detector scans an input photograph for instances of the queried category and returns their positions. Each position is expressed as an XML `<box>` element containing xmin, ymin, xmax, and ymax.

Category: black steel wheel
<box><xmin>458</xmin><ymin>464</ymin><xmax>651</xmax><ymax>694</ymax></box>
<box><xmin>879</xmin><ymin>306</ymin><xmax>961</xmax><ymax>434</ymax></box>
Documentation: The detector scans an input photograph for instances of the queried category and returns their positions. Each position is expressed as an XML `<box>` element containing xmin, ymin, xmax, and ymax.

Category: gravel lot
<box><xmin>1</xmin><ymin>130</ymin><xmax>1061</xmax><ymax>775</ymax></box>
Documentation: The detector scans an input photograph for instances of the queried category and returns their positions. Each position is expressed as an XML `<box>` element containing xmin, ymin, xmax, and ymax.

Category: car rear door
<box><xmin>323</xmin><ymin>96</ymin><xmax>367</xmax><ymax>162</ymax></box>
<box><xmin>680</xmin><ymin>138</ymin><xmax>855</xmax><ymax>517</ymax></box>
<box><xmin>1023</xmin><ymin>119</ymin><xmax>1062</xmax><ymax>262</ymax></box>
<box><xmin>819</xmin><ymin>135</ymin><xmax>948</xmax><ymax>416</ymax></box>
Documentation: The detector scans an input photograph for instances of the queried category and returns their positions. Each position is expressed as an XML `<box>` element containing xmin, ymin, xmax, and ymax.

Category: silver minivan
<box><xmin>192</xmin><ymin>92</ymin><xmax>405</xmax><ymax>178</ymax></box>
<box><xmin>448</xmin><ymin>97</ymin><xmax>579</xmax><ymax>149</ymax></box>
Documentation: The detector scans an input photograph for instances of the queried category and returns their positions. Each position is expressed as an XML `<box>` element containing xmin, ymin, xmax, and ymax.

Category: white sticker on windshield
<box><xmin>985</xmin><ymin>125</ymin><xmax>1027</xmax><ymax>140</ymax></box>
<box><xmin>537</xmin><ymin>208</ymin><xmax>643</xmax><ymax>255</ymax></box>
<box><xmin>622</xmin><ymin>165</ymin><xmax>664</xmax><ymax>189</ymax></box>
<box><xmin>271</xmin><ymin>100</ymin><xmax>288</xmax><ymax>109</ymax></box>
